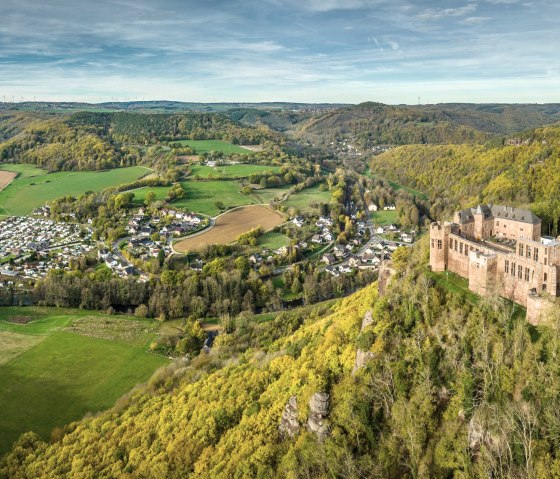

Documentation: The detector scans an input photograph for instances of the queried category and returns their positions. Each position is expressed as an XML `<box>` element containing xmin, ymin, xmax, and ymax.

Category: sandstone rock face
<box><xmin>307</xmin><ymin>392</ymin><xmax>330</xmax><ymax>440</ymax></box>
<box><xmin>468</xmin><ymin>417</ymin><xmax>485</xmax><ymax>453</ymax></box>
<box><xmin>361</xmin><ymin>310</ymin><xmax>373</xmax><ymax>330</ymax></box>
<box><xmin>352</xmin><ymin>348</ymin><xmax>375</xmax><ymax>375</ymax></box>
<box><xmin>352</xmin><ymin>310</ymin><xmax>375</xmax><ymax>375</ymax></box>
<box><xmin>378</xmin><ymin>261</ymin><xmax>396</xmax><ymax>297</ymax></box>
<box><xmin>279</xmin><ymin>396</ymin><xmax>300</xmax><ymax>438</ymax></box>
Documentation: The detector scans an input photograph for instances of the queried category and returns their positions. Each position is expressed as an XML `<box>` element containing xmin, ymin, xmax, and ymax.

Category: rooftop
<box><xmin>457</xmin><ymin>204</ymin><xmax>541</xmax><ymax>225</ymax></box>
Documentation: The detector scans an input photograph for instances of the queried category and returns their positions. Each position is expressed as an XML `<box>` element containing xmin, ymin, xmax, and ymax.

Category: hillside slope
<box><xmin>293</xmin><ymin>102</ymin><xmax>560</xmax><ymax>148</ymax></box>
<box><xmin>4</xmin><ymin>242</ymin><xmax>560</xmax><ymax>478</ymax></box>
<box><xmin>371</xmin><ymin>125</ymin><xmax>560</xmax><ymax>233</ymax></box>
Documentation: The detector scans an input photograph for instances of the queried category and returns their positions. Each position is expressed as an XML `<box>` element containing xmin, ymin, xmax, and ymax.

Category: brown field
<box><xmin>0</xmin><ymin>171</ymin><xmax>17</xmax><ymax>192</ymax></box>
<box><xmin>174</xmin><ymin>205</ymin><xmax>284</xmax><ymax>253</ymax></box>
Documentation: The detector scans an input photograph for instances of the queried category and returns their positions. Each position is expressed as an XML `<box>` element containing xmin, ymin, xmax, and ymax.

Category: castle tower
<box><xmin>473</xmin><ymin>205</ymin><xmax>484</xmax><ymax>241</ymax></box>
<box><xmin>430</xmin><ymin>222</ymin><xmax>450</xmax><ymax>272</ymax></box>
<box><xmin>468</xmin><ymin>251</ymin><xmax>498</xmax><ymax>297</ymax></box>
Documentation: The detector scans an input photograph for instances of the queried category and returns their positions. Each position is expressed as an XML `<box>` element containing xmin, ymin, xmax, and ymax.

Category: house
<box><xmin>401</xmin><ymin>233</ymin><xmax>413</xmax><ymax>243</ymax></box>
<box><xmin>249</xmin><ymin>254</ymin><xmax>262</xmax><ymax>264</ymax></box>
<box><xmin>368</xmin><ymin>203</ymin><xmax>378</xmax><ymax>212</ymax></box>
<box><xmin>325</xmin><ymin>265</ymin><xmax>340</xmax><ymax>277</ymax></box>
<box><xmin>311</xmin><ymin>234</ymin><xmax>323</xmax><ymax>244</ymax></box>
<box><xmin>375</xmin><ymin>226</ymin><xmax>385</xmax><ymax>235</ymax></box>
<box><xmin>292</xmin><ymin>217</ymin><xmax>304</xmax><ymax>228</ymax></box>
<box><xmin>333</xmin><ymin>245</ymin><xmax>346</xmax><ymax>257</ymax></box>
<box><xmin>322</xmin><ymin>253</ymin><xmax>336</xmax><ymax>265</ymax></box>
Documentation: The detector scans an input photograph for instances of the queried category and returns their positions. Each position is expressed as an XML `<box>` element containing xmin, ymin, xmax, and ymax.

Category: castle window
<box><xmin>545</xmin><ymin>273</ymin><xmax>548</xmax><ymax>282</ymax></box>
<box><xmin>459</xmin><ymin>243</ymin><xmax>463</xmax><ymax>254</ymax></box>
<box><xmin>518</xmin><ymin>265</ymin><xmax>523</xmax><ymax>279</ymax></box>
<box><xmin>534</xmin><ymin>248</ymin><xmax>539</xmax><ymax>262</ymax></box>
<box><xmin>505</xmin><ymin>260</ymin><xmax>509</xmax><ymax>274</ymax></box>
<box><xmin>519</xmin><ymin>244</ymin><xmax>524</xmax><ymax>256</ymax></box>
<box><xmin>525</xmin><ymin>267</ymin><xmax>530</xmax><ymax>281</ymax></box>
<box><xmin>464</xmin><ymin>245</ymin><xmax>469</xmax><ymax>256</ymax></box>
<box><xmin>511</xmin><ymin>262</ymin><xmax>516</xmax><ymax>276</ymax></box>
<box><xmin>497</xmin><ymin>221</ymin><xmax>499</xmax><ymax>226</ymax></box>
<box><xmin>431</xmin><ymin>239</ymin><xmax>434</xmax><ymax>248</ymax></box>
<box><xmin>526</xmin><ymin>246</ymin><xmax>531</xmax><ymax>258</ymax></box>
<box><xmin>454</xmin><ymin>239</ymin><xmax>458</xmax><ymax>251</ymax></box>
<box><xmin>545</xmin><ymin>258</ymin><xmax>548</xmax><ymax>266</ymax></box>
<box><xmin>450</xmin><ymin>238</ymin><xmax>453</xmax><ymax>248</ymax></box>
<box><xmin>437</xmin><ymin>240</ymin><xmax>442</xmax><ymax>250</ymax></box>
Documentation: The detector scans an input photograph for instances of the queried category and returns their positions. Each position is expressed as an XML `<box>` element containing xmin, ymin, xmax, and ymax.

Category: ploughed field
<box><xmin>0</xmin><ymin>170</ymin><xmax>17</xmax><ymax>191</ymax></box>
<box><xmin>0</xmin><ymin>307</ymin><xmax>168</xmax><ymax>455</ymax></box>
<box><xmin>174</xmin><ymin>204</ymin><xmax>285</xmax><ymax>252</ymax></box>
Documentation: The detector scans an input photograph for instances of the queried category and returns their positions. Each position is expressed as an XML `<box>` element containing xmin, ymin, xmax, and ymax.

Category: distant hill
<box><xmin>292</xmin><ymin>102</ymin><xmax>560</xmax><ymax>148</ymax></box>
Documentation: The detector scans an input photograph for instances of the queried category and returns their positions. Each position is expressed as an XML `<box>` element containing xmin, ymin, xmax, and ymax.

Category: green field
<box><xmin>283</xmin><ymin>185</ymin><xmax>332</xmax><ymax>214</ymax></box>
<box><xmin>365</xmin><ymin>169</ymin><xmax>429</xmax><ymax>200</ymax></box>
<box><xmin>0</xmin><ymin>165</ymin><xmax>150</xmax><ymax>216</ymax></box>
<box><xmin>132</xmin><ymin>186</ymin><xmax>172</xmax><ymax>205</ymax></box>
<box><xmin>258</xmin><ymin>231</ymin><xmax>291</xmax><ymax>250</ymax></box>
<box><xmin>189</xmin><ymin>163</ymin><xmax>280</xmax><ymax>179</ymax></box>
<box><xmin>0</xmin><ymin>307</ymin><xmax>168</xmax><ymax>454</ymax></box>
<box><xmin>252</xmin><ymin>186</ymin><xmax>292</xmax><ymax>204</ymax></box>
<box><xmin>370</xmin><ymin>209</ymin><xmax>398</xmax><ymax>226</ymax></box>
<box><xmin>175</xmin><ymin>180</ymin><xmax>258</xmax><ymax>216</ymax></box>
<box><xmin>0</xmin><ymin>163</ymin><xmax>48</xmax><ymax>178</ymax></box>
<box><xmin>173</xmin><ymin>140</ymin><xmax>255</xmax><ymax>155</ymax></box>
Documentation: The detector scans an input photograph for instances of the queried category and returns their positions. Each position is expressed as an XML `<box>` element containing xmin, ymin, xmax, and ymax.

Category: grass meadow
<box><xmin>172</xmin><ymin>139</ymin><xmax>255</xmax><ymax>155</ymax></box>
<box><xmin>0</xmin><ymin>164</ymin><xmax>150</xmax><ymax>216</ymax></box>
<box><xmin>189</xmin><ymin>163</ymin><xmax>280</xmax><ymax>179</ymax></box>
<box><xmin>0</xmin><ymin>307</ymin><xmax>168</xmax><ymax>454</ymax></box>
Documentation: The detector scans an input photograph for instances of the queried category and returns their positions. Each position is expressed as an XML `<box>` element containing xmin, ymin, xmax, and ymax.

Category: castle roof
<box><xmin>457</xmin><ymin>204</ymin><xmax>540</xmax><ymax>225</ymax></box>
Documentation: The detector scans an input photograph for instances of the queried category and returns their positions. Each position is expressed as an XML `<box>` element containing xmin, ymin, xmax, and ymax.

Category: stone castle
<box><xmin>430</xmin><ymin>204</ymin><xmax>559</xmax><ymax>324</ymax></box>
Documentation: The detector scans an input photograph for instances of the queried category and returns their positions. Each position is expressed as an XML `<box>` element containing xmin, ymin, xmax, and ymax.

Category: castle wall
<box><xmin>469</xmin><ymin>252</ymin><xmax>498</xmax><ymax>297</ymax></box>
<box><xmin>526</xmin><ymin>293</ymin><xmax>556</xmax><ymax>326</ymax></box>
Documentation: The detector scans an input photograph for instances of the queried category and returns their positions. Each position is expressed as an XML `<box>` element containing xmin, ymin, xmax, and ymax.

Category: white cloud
<box><xmin>418</xmin><ymin>3</ymin><xmax>478</xmax><ymax>20</ymax></box>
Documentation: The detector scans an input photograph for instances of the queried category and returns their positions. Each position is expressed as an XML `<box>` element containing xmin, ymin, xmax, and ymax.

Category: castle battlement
<box><xmin>430</xmin><ymin>205</ymin><xmax>560</xmax><ymax>324</ymax></box>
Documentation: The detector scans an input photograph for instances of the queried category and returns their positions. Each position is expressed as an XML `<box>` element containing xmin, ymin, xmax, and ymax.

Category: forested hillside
<box><xmin>293</xmin><ymin>102</ymin><xmax>560</xmax><ymax>149</ymax></box>
<box><xmin>4</xmin><ymin>241</ymin><xmax>560</xmax><ymax>478</ymax></box>
<box><xmin>0</xmin><ymin>112</ymin><xmax>273</xmax><ymax>171</ymax></box>
<box><xmin>372</xmin><ymin>126</ymin><xmax>560</xmax><ymax>234</ymax></box>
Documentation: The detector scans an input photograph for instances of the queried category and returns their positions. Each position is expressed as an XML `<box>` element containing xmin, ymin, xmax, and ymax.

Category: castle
<box><xmin>429</xmin><ymin>204</ymin><xmax>559</xmax><ymax>324</ymax></box>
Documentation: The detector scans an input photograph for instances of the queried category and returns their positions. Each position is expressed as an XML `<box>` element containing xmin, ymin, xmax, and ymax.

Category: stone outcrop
<box><xmin>279</xmin><ymin>396</ymin><xmax>300</xmax><ymax>438</ymax></box>
<box><xmin>352</xmin><ymin>310</ymin><xmax>375</xmax><ymax>375</ymax></box>
<box><xmin>378</xmin><ymin>261</ymin><xmax>396</xmax><ymax>296</ymax></box>
<box><xmin>353</xmin><ymin>349</ymin><xmax>375</xmax><ymax>375</ymax></box>
<box><xmin>360</xmin><ymin>310</ymin><xmax>373</xmax><ymax>330</ymax></box>
<box><xmin>307</xmin><ymin>392</ymin><xmax>330</xmax><ymax>440</ymax></box>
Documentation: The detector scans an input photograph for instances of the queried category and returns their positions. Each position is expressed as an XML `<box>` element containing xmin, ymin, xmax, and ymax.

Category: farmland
<box><xmin>174</xmin><ymin>205</ymin><xmax>285</xmax><ymax>253</ymax></box>
<box><xmin>0</xmin><ymin>170</ymin><xmax>16</xmax><ymax>192</ymax></box>
<box><xmin>0</xmin><ymin>307</ymin><xmax>168</xmax><ymax>454</ymax></box>
<box><xmin>172</xmin><ymin>139</ymin><xmax>256</xmax><ymax>155</ymax></box>
<box><xmin>176</xmin><ymin>180</ymin><xmax>258</xmax><ymax>216</ymax></box>
<box><xmin>370</xmin><ymin>209</ymin><xmax>398</xmax><ymax>226</ymax></box>
<box><xmin>189</xmin><ymin>163</ymin><xmax>280</xmax><ymax>179</ymax></box>
<box><xmin>282</xmin><ymin>184</ymin><xmax>332</xmax><ymax>214</ymax></box>
<box><xmin>0</xmin><ymin>165</ymin><xmax>150</xmax><ymax>216</ymax></box>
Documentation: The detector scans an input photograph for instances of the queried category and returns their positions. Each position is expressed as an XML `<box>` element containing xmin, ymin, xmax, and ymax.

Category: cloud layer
<box><xmin>0</xmin><ymin>0</ymin><xmax>558</xmax><ymax>103</ymax></box>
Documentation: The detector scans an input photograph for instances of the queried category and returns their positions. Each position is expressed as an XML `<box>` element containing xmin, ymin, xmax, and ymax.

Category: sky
<box><xmin>0</xmin><ymin>0</ymin><xmax>559</xmax><ymax>104</ymax></box>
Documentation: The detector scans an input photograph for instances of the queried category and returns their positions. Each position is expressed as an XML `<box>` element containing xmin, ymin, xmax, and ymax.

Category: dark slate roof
<box><xmin>456</xmin><ymin>204</ymin><xmax>540</xmax><ymax>225</ymax></box>
<box><xmin>490</xmin><ymin>205</ymin><xmax>541</xmax><ymax>225</ymax></box>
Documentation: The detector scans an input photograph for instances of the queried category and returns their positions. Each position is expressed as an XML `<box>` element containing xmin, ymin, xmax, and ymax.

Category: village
<box><xmin>0</xmin><ymin>216</ymin><xmax>94</xmax><ymax>280</ymax></box>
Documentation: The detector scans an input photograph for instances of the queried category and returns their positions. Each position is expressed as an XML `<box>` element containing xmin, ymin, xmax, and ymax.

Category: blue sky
<box><xmin>0</xmin><ymin>0</ymin><xmax>558</xmax><ymax>103</ymax></box>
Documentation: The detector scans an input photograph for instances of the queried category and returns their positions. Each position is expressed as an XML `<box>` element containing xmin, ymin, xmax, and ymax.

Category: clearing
<box><xmin>172</xmin><ymin>139</ymin><xmax>255</xmax><ymax>155</ymax></box>
<box><xmin>0</xmin><ymin>165</ymin><xmax>150</xmax><ymax>216</ymax></box>
<box><xmin>174</xmin><ymin>205</ymin><xmax>285</xmax><ymax>253</ymax></box>
<box><xmin>370</xmin><ymin>209</ymin><xmax>398</xmax><ymax>226</ymax></box>
<box><xmin>282</xmin><ymin>185</ymin><xmax>332</xmax><ymax>214</ymax></box>
<box><xmin>189</xmin><ymin>163</ymin><xmax>280</xmax><ymax>179</ymax></box>
<box><xmin>0</xmin><ymin>307</ymin><xmax>168</xmax><ymax>454</ymax></box>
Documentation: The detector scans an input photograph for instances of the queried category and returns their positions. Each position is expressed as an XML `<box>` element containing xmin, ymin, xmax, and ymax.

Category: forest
<box><xmin>4</xmin><ymin>239</ymin><xmax>560</xmax><ymax>478</ymax></box>
<box><xmin>371</xmin><ymin>125</ymin><xmax>560</xmax><ymax>234</ymax></box>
